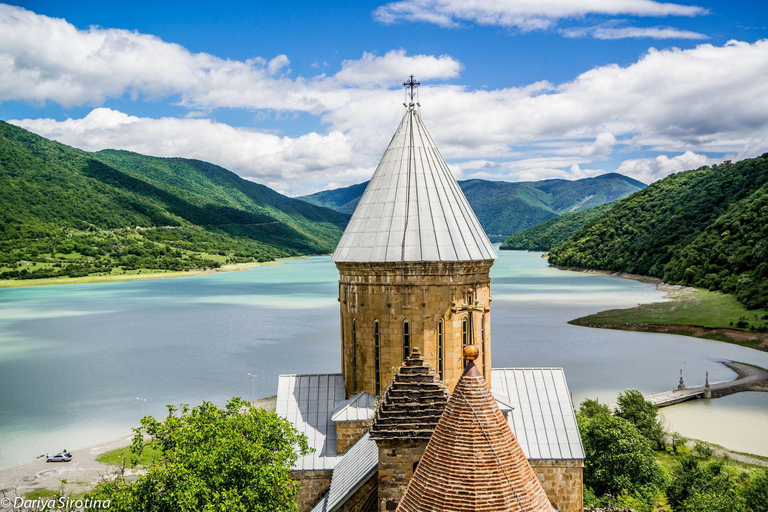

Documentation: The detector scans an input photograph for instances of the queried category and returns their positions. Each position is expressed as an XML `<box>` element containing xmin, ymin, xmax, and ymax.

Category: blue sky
<box><xmin>2</xmin><ymin>0</ymin><xmax>768</xmax><ymax>194</ymax></box>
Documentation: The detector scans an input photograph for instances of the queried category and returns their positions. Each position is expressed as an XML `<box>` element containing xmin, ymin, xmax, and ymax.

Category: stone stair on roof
<box><xmin>369</xmin><ymin>347</ymin><xmax>449</xmax><ymax>441</ymax></box>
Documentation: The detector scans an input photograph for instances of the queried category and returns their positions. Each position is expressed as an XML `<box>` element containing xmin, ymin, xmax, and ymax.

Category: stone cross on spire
<box><xmin>403</xmin><ymin>74</ymin><xmax>420</xmax><ymax>102</ymax></box>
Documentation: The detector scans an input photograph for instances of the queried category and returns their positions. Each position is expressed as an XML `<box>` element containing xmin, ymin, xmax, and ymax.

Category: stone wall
<box><xmin>337</xmin><ymin>419</ymin><xmax>370</xmax><ymax>454</ymax></box>
<box><xmin>292</xmin><ymin>469</ymin><xmax>333</xmax><ymax>512</ymax></box>
<box><xmin>337</xmin><ymin>260</ymin><xmax>494</xmax><ymax>397</ymax></box>
<box><xmin>376</xmin><ymin>440</ymin><xmax>426</xmax><ymax>511</ymax></box>
<box><xmin>338</xmin><ymin>472</ymin><xmax>378</xmax><ymax>512</ymax></box>
<box><xmin>530</xmin><ymin>459</ymin><xmax>584</xmax><ymax>512</ymax></box>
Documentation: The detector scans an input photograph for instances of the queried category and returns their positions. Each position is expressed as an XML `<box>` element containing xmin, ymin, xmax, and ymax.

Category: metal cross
<box><xmin>403</xmin><ymin>74</ymin><xmax>421</xmax><ymax>102</ymax></box>
<box><xmin>451</xmin><ymin>288</ymin><xmax>489</xmax><ymax>355</ymax></box>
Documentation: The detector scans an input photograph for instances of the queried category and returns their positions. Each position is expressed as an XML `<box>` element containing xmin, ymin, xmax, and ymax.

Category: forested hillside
<box><xmin>0</xmin><ymin>121</ymin><xmax>347</xmax><ymax>280</ymax></box>
<box><xmin>550</xmin><ymin>155</ymin><xmax>768</xmax><ymax>309</ymax></box>
<box><xmin>300</xmin><ymin>173</ymin><xmax>644</xmax><ymax>241</ymax></box>
<box><xmin>500</xmin><ymin>203</ymin><xmax>613</xmax><ymax>251</ymax></box>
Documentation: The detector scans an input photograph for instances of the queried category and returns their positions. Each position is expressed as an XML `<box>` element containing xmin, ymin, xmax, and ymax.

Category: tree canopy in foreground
<box><xmin>86</xmin><ymin>398</ymin><xmax>311</xmax><ymax>512</ymax></box>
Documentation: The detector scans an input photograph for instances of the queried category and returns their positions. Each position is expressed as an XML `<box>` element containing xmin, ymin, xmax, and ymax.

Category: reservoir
<box><xmin>1</xmin><ymin>250</ymin><xmax>767</xmax><ymax>468</ymax></box>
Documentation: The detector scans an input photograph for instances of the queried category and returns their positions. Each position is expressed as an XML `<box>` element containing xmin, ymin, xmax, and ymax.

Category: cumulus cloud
<box><xmin>373</xmin><ymin>0</ymin><xmax>707</xmax><ymax>32</ymax></box>
<box><xmin>0</xmin><ymin>5</ymin><xmax>445</xmax><ymax>112</ymax></box>
<box><xmin>615</xmin><ymin>151</ymin><xmax>713</xmax><ymax>182</ymax></box>
<box><xmin>335</xmin><ymin>49</ymin><xmax>462</xmax><ymax>86</ymax></box>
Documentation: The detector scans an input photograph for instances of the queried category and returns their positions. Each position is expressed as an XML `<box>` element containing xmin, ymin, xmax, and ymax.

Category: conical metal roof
<box><xmin>332</xmin><ymin>106</ymin><xmax>497</xmax><ymax>263</ymax></box>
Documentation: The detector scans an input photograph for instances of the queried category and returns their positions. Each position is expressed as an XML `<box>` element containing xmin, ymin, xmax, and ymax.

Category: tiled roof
<box><xmin>331</xmin><ymin>106</ymin><xmax>497</xmax><ymax>263</ymax></box>
<box><xmin>491</xmin><ymin>368</ymin><xmax>585</xmax><ymax>460</ymax></box>
<box><xmin>397</xmin><ymin>362</ymin><xmax>555</xmax><ymax>512</ymax></box>
<box><xmin>275</xmin><ymin>374</ymin><xmax>346</xmax><ymax>471</ymax></box>
<box><xmin>331</xmin><ymin>392</ymin><xmax>376</xmax><ymax>422</ymax></box>
<box><xmin>369</xmin><ymin>348</ymin><xmax>449</xmax><ymax>441</ymax></box>
<box><xmin>310</xmin><ymin>433</ymin><xmax>378</xmax><ymax>512</ymax></box>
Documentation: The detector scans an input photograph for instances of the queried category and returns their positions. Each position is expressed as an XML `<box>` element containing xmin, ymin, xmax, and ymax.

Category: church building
<box><xmin>276</xmin><ymin>77</ymin><xmax>584</xmax><ymax>512</ymax></box>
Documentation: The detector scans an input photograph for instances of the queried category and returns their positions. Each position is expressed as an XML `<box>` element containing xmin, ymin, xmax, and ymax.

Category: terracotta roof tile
<box><xmin>397</xmin><ymin>362</ymin><xmax>555</xmax><ymax>511</ymax></box>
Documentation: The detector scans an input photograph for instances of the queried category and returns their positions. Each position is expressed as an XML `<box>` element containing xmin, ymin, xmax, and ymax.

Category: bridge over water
<box><xmin>609</xmin><ymin>361</ymin><xmax>768</xmax><ymax>412</ymax></box>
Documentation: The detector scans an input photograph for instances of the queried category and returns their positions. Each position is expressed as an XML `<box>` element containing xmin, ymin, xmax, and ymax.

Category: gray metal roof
<box><xmin>332</xmin><ymin>107</ymin><xmax>497</xmax><ymax>263</ymax></box>
<box><xmin>331</xmin><ymin>392</ymin><xmax>376</xmax><ymax>422</ymax></box>
<box><xmin>310</xmin><ymin>432</ymin><xmax>378</xmax><ymax>512</ymax></box>
<box><xmin>491</xmin><ymin>368</ymin><xmax>585</xmax><ymax>460</ymax></box>
<box><xmin>276</xmin><ymin>374</ymin><xmax>346</xmax><ymax>471</ymax></box>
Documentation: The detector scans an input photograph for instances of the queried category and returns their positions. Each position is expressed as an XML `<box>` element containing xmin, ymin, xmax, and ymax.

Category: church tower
<box><xmin>333</xmin><ymin>76</ymin><xmax>497</xmax><ymax>397</ymax></box>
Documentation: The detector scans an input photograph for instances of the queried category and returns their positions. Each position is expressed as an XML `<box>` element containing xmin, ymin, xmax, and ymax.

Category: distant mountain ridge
<box><xmin>549</xmin><ymin>154</ymin><xmax>768</xmax><ymax>310</ymax></box>
<box><xmin>299</xmin><ymin>173</ymin><xmax>645</xmax><ymax>241</ymax></box>
<box><xmin>0</xmin><ymin>120</ymin><xmax>348</xmax><ymax>280</ymax></box>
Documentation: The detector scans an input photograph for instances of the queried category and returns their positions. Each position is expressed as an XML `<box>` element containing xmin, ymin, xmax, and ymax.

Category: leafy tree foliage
<box><xmin>579</xmin><ymin>414</ymin><xmax>662</xmax><ymax>500</ymax></box>
<box><xmin>577</xmin><ymin>398</ymin><xmax>611</xmax><ymax>419</ymax></box>
<box><xmin>550</xmin><ymin>155</ymin><xmax>768</xmax><ymax>309</ymax></box>
<box><xmin>667</xmin><ymin>458</ymin><xmax>748</xmax><ymax>512</ymax></box>
<box><xmin>741</xmin><ymin>469</ymin><xmax>768</xmax><ymax>512</ymax></box>
<box><xmin>0</xmin><ymin>121</ymin><xmax>348</xmax><ymax>281</ymax></box>
<box><xmin>86</xmin><ymin>398</ymin><xmax>311</xmax><ymax>512</ymax></box>
<box><xmin>615</xmin><ymin>389</ymin><xmax>666</xmax><ymax>449</ymax></box>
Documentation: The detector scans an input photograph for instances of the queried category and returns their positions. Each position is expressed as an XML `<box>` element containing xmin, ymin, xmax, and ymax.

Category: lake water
<box><xmin>1</xmin><ymin>250</ymin><xmax>767</xmax><ymax>468</ymax></box>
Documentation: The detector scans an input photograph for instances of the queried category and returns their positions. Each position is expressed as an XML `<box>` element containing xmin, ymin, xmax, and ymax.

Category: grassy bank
<box><xmin>571</xmin><ymin>287</ymin><xmax>768</xmax><ymax>351</ymax></box>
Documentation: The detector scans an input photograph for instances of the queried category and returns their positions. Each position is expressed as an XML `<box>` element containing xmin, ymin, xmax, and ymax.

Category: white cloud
<box><xmin>0</xmin><ymin>5</ymin><xmax>443</xmax><ymax>112</ymax></box>
<box><xmin>334</xmin><ymin>49</ymin><xmax>462</xmax><ymax>86</ymax></box>
<box><xmin>615</xmin><ymin>151</ymin><xmax>713</xmax><ymax>182</ymax></box>
<box><xmin>580</xmin><ymin>132</ymin><xmax>617</xmax><ymax>157</ymax></box>
<box><xmin>373</xmin><ymin>0</ymin><xmax>707</xmax><ymax>32</ymax></box>
<box><xmin>563</xmin><ymin>24</ymin><xmax>708</xmax><ymax>40</ymax></box>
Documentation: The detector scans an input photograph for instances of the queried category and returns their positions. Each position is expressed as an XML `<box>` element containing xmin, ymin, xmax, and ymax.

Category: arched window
<box><xmin>403</xmin><ymin>320</ymin><xmax>410</xmax><ymax>360</ymax></box>
<box><xmin>352</xmin><ymin>318</ymin><xmax>357</xmax><ymax>391</ymax></box>
<box><xmin>374</xmin><ymin>320</ymin><xmax>381</xmax><ymax>395</ymax></box>
<box><xmin>437</xmin><ymin>319</ymin><xmax>444</xmax><ymax>381</ymax></box>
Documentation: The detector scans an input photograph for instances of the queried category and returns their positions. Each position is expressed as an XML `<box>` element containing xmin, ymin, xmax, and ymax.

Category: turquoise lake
<box><xmin>1</xmin><ymin>250</ymin><xmax>767</xmax><ymax>468</ymax></box>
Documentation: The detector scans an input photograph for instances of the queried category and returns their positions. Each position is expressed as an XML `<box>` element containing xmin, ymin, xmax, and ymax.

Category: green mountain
<box><xmin>500</xmin><ymin>203</ymin><xmax>613</xmax><ymax>251</ymax></box>
<box><xmin>299</xmin><ymin>173</ymin><xmax>645</xmax><ymax>241</ymax></box>
<box><xmin>0</xmin><ymin>121</ymin><xmax>348</xmax><ymax>280</ymax></box>
<box><xmin>549</xmin><ymin>154</ymin><xmax>768</xmax><ymax>309</ymax></box>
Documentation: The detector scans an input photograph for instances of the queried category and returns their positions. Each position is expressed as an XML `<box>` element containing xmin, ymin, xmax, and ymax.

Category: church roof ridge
<box><xmin>397</xmin><ymin>359</ymin><xmax>555</xmax><ymax>512</ymax></box>
<box><xmin>331</xmin><ymin>101</ymin><xmax>497</xmax><ymax>263</ymax></box>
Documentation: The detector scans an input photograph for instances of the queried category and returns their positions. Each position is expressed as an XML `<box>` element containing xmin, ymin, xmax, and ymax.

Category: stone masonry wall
<box><xmin>337</xmin><ymin>261</ymin><xmax>494</xmax><ymax>397</ymax></box>
<box><xmin>292</xmin><ymin>469</ymin><xmax>333</xmax><ymax>512</ymax></box>
<box><xmin>530</xmin><ymin>459</ymin><xmax>584</xmax><ymax>512</ymax></box>
<box><xmin>377</xmin><ymin>440</ymin><xmax>426</xmax><ymax>511</ymax></box>
<box><xmin>337</xmin><ymin>419</ymin><xmax>370</xmax><ymax>454</ymax></box>
<box><xmin>338</xmin><ymin>472</ymin><xmax>378</xmax><ymax>512</ymax></box>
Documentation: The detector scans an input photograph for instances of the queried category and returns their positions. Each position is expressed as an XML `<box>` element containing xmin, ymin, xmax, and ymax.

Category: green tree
<box><xmin>667</xmin><ymin>458</ymin><xmax>745</xmax><ymax>512</ymax></box>
<box><xmin>86</xmin><ymin>398</ymin><xmax>311</xmax><ymax>512</ymax></box>
<box><xmin>579</xmin><ymin>414</ymin><xmax>662</xmax><ymax>500</ymax></box>
<box><xmin>741</xmin><ymin>470</ymin><xmax>768</xmax><ymax>512</ymax></box>
<box><xmin>615</xmin><ymin>389</ymin><xmax>666</xmax><ymax>449</ymax></box>
<box><xmin>577</xmin><ymin>398</ymin><xmax>611</xmax><ymax>419</ymax></box>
